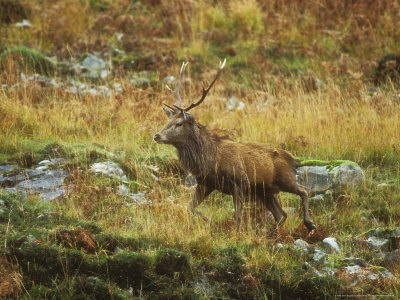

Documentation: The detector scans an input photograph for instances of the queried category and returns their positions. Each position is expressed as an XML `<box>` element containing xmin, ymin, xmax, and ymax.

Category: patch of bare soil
<box><xmin>292</xmin><ymin>223</ymin><xmax>329</xmax><ymax>244</ymax></box>
<box><xmin>56</xmin><ymin>227</ymin><xmax>97</xmax><ymax>254</ymax></box>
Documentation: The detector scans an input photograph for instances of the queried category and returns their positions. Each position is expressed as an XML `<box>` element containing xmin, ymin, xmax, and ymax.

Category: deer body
<box><xmin>154</xmin><ymin>60</ymin><xmax>316</xmax><ymax>232</ymax></box>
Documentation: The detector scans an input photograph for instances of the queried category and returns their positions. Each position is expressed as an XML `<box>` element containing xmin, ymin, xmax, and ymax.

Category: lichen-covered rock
<box><xmin>90</xmin><ymin>161</ymin><xmax>127</xmax><ymax>181</ymax></box>
<box><xmin>366</xmin><ymin>236</ymin><xmax>390</xmax><ymax>251</ymax></box>
<box><xmin>322</xmin><ymin>237</ymin><xmax>340</xmax><ymax>254</ymax></box>
<box><xmin>296</xmin><ymin>161</ymin><xmax>364</xmax><ymax>193</ymax></box>
<box><xmin>329</xmin><ymin>162</ymin><xmax>364</xmax><ymax>190</ymax></box>
<box><xmin>293</xmin><ymin>239</ymin><xmax>310</xmax><ymax>253</ymax></box>
<box><xmin>296</xmin><ymin>166</ymin><xmax>332</xmax><ymax>193</ymax></box>
<box><xmin>76</xmin><ymin>53</ymin><xmax>110</xmax><ymax>79</ymax></box>
<box><xmin>338</xmin><ymin>265</ymin><xmax>396</xmax><ymax>287</ymax></box>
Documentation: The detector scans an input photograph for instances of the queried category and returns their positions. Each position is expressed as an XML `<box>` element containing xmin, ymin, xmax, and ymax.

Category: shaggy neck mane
<box><xmin>174</xmin><ymin>122</ymin><xmax>219</xmax><ymax>178</ymax></box>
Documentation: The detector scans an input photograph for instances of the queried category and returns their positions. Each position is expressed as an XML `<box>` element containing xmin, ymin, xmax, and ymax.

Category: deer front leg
<box><xmin>188</xmin><ymin>183</ymin><xmax>212</xmax><ymax>222</ymax></box>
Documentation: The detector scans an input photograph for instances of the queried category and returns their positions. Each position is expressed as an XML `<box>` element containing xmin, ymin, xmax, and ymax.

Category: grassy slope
<box><xmin>1</xmin><ymin>0</ymin><xmax>400</xmax><ymax>298</ymax></box>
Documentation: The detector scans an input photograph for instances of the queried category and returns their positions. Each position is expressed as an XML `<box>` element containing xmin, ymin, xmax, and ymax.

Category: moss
<box><xmin>154</xmin><ymin>249</ymin><xmax>191</xmax><ymax>282</ymax></box>
<box><xmin>297</xmin><ymin>159</ymin><xmax>360</xmax><ymax>171</ymax></box>
<box><xmin>76</xmin><ymin>220</ymin><xmax>103</xmax><ymax>234</ymax></box>
<box><xmin>0</xmin><ymin>47</ymin><xmax>56</xmax><ymax>75</ymax></box>
<box><xmin>40</xmin><ymin>143</ymin><xmax>66</xmax><ymax>159</ymax></box>
<box><xmin>73</xmin><ymin>276</ymin><xmax>127</xmax><ymax>299</ymax></box>
<box><xmin>86</xmin><ymin>252</ymin><xmax>152</xmax><ymax>289</ymax></box>
<box><xmin>8</xmin><ymin>242</ymin><xmax>85</xmax><ymax>284</ymax></box>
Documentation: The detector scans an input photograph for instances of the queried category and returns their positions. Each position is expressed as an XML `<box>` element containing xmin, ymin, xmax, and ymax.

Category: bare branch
<box><xmin>166</xmin><ymin>62</ymin><xmax>188</xmax><ymax>108</ymax></box>
<box><xmin>183</xmin><ymin>58</ymin><xmax>226</xmax><ymax>112</ymax></box>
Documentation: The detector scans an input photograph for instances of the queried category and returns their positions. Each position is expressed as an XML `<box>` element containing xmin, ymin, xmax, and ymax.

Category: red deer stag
<box><xmin>153</xmin><ymin>60</ymin><xmax>316</xmax><ymax>232</ymax></box>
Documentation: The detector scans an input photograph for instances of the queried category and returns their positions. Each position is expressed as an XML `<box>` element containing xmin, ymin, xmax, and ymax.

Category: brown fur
<box><xmin>154</xmin><ymin>112</ymin><xmax>316</xmax><ymax>232</ymax></box>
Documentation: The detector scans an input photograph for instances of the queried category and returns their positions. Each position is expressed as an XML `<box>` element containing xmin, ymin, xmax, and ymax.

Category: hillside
<box><xmin>1</xmin><ymin>0</ymin><xmax>400</xmax><ymax>298</ymax></box>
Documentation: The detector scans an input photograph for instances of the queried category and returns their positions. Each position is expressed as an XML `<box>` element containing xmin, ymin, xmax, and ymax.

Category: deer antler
<box><xmin>183</xmin><ymin>58</ymin><xmax>226</xmax><ymax>112</ymax></box>
<box><xmin>166</xmin><ymin>62</ymin><xmax>188</xmax><ymax>108</ymax></box>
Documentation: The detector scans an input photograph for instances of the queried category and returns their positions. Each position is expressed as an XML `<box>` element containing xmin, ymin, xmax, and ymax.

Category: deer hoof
<box><xmin>305</xmin><ymin>221</ymin><xmax>317</xmax><ymax>232</ymax></box>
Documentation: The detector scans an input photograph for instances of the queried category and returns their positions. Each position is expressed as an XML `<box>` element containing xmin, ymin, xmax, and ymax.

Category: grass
<box><xmin>1</xmin><ymin>0</ymin><xmax>400</xmax><ymax>298</ymax></box>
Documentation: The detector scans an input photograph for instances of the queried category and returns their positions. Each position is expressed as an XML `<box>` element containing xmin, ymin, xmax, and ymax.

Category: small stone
<box><xmin>184</xmin><ymin>173</ymin><xmax>197</xmax><ymax>187</ymax></box>
<box><xmin>226</xmin><ymin>97</ymin><xmax>245</xmax><ymax>111</ymax></box>
<box><xmin>90</xmin><ymin>161</ymin><xmax>127</xmax><ymax>181</ymax></box>
<box><xmin>322</xmin><ymin>237</ymin><xmax>340</xmax><ymax>253</ymax></box>
<box><xmin>294</xmin><ymin>239</ymin><xmax>310</xmax><ymax>253</ymax></box>
<box><xmin>115</xmin><ymin>247</ymin><xmax>124</xmax><ymax>253</ymax></box>
<box><xmin>366</xmin><ymin>236</ymin><xmax>390</xmax><ymax>251</ymax></box>
<box><xmin>310</xmin><ymin>194</ymin><xmax>325</xmax><ymax>201</ymax></box>
<box><xmin>15</xmin><ymin>19</ymin><xmax>32</xmax><ymax>27</ymax></box>
<box><xmin>163</xmin><ymin>75</ymin><xmax>176</xmax><ymax>85</ymax></box>
<box><xmin>312</xmin><ymin>249</ymin><xmax>326</xmax><ymax>265</ymax></box>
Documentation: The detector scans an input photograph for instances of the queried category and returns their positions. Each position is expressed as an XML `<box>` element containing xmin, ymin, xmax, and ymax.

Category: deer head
<box><xmin>153</xmin><ymin>59</ymin><xmax>226</xmax><ymax>145</ymax></box>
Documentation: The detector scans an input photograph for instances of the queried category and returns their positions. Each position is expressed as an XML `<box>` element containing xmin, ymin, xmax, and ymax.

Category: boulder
<box><xmin>296</xmin><ymin>161</ymin><xmax>364</xmax><ymax>193</ymax></box>
<box><xmin>76</xmin><ymin>53</ymin><xmax>110</xmax><ymax>79</ymax></box>
<box><xmin>322</xmin><ymin>237</ymin><xmax>340</xmax><ymax>253</ymax></box>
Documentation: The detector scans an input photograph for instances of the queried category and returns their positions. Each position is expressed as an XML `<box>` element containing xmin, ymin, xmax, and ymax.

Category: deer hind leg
<box><xmin>278</xmin><ymin>179</ymin><xmax>317</xmax><ymax>232</ymax></box>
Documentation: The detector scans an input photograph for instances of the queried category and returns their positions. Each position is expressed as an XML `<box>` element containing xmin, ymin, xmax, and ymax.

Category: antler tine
<box><xmin>166</xmin><ymin>62</ymin><xmax>188</xmax><ymax>108</ymax></box>
<box><xmin>183</xmin><ymin>58</ymin><xmax>226</xmax><ymax>112</ymax></box>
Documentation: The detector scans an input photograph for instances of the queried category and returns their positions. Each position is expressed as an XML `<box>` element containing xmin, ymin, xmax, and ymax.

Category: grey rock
<box><xmin>226</xmin><ymin>97</ymin><xmax>245</xmax><ymax>111</ymax></box>
<box><xmin>342</xmin><ymin>265</ymin><xmax>395</xmax><ymax>287</ymax></box>
<box><xmin>312</xmin><ymin>249</ymin><xmax>326</xmax><ymax>265</ymax></box>
<box><xmin>129</xmin><ymin>192</ymin><xmax>148</xmax><ymax>205</ymax></box>
<box><xmin>0</xmin><ymin>165</ymin><xmax>18</xmax><ymax>174</ymax></box>
<box><xmin>296</xmin><ymin>166</ymin><xmax>332</xmax><ymax>193</ymax></box>
<box><xmin>310</xmin><ymin>194</ymin><xmax>325</xmax><ymax>201</ymax></box>
<box><xmin>114</xmin><ymin>247</ymin><xmax>124</xmax><ymax>253</ymax></box>
<box><xmin>184</xmin><ymin>173</ymin><xmax>197</xmax><ymax>187</ymax></box>
<box><xmin>16</xmin><ymin>169</ymin><xmax>69</xmax><ymax>202</ymax></box>
<box><xmin>38</xmin><ymin>158</ymin><xmax>66</xmax><ymax>167</ymax></box>
<box><xmin>366</xmin><ymin>236</ymin><xmax>390</xmax><ymax>251</ymax></box>
<box><xmin>163</xmin><ymin>75</ymin><xmax>176</xmax><ymax>85</ymax></box>
<box><xmin>90</xmin><ymin>161</ymin><xmax>127</xmax><ymax>181</ymax></box>
<box><xmin>15</xmin><ymin>19</ymin><xmax>32</xmax><ymax>27</ymax></box>
<box><xmin>330</xmin><ymin>163</ymin><xmax>364</xmax><ymax>190</ymax></box>
<box><xmin>27</xmin><ymin>234</ymin><xmax>38</xmax><ymax>245</ymax></box>
<box><xmin>294</xmin><ymin>239</ymin><xmax>310</xmax><ymax>253</ymax></box>
<box><xmin>322</xmin><ymin>237</ymin><xmax>340</xmax><ymax>253</ymax></box>
<box><xmin>77</xmin><ymin>53</ymin><xmax>110</xmax><ymax>79</ymax></box>
<box><xmin>118</xmin><ymin>185</ymin><xmax>150</xmax><ymax>206</ymax></box>
<box><xmin>377</xmin><ymin>182</ymin><xmax>395</xmax><ymax>188</ymax></box>
<box><xmin>131</xmin><ymin>76</ymin><xmax>149</xmax><ymax>88</ymax></box>
<box><xmin>296</xmin><ymin>162</ymin><xmax>364</xmax><ymax>193</ymax></box>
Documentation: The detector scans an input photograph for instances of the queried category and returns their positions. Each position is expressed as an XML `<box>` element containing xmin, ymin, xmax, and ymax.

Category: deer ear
<box><xmin>163</xmin><ymin>107</ymin><xmax>174</xmax><ymax>119</ymax></box>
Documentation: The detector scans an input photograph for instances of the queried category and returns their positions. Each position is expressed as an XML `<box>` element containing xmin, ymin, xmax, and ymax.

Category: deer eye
<box><xmin>175</xmin><ymin>121</ymin><xmax>183</xmax><ymax>127</ymax></box>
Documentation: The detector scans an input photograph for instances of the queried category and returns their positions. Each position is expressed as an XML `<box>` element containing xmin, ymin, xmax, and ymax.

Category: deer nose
<box><xmin>153</xmin><ymin>134</ymin><xmax>161</xmax><ymax>141</ymax></box>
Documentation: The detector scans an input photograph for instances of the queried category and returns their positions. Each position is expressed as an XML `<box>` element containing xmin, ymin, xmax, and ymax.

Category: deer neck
<box><xmin>174</xmin><ymin>124</ymin><xmax>217</xmax><ymax>178</ymax></box>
